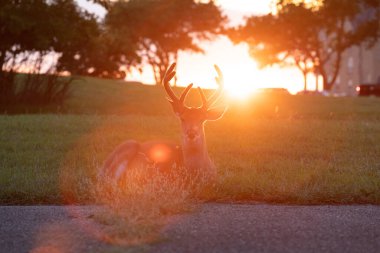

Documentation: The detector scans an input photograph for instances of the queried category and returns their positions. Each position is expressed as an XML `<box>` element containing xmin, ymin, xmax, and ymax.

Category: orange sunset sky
<box><xmin>77</xmin><ymin>0</ymin><xmax>319</xmax><ymax>97</ymax></box>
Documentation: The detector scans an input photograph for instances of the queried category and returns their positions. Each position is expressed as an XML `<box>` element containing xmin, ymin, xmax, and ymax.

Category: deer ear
<box><xmin>206</xmin><ymin>107</ymin><xmax>227</xmax><ymax>121</ymax></box>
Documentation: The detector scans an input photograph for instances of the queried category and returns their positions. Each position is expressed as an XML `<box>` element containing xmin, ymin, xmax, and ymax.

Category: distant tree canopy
<box><xmin>0</xmin><ymin>0</ymin><xmax>103</xmax><ymax>74</ymax></box>
<box><xmin>0</xmin><ymin>0</ymin><xmax>102</xmax><ymax>105</ymax></box>
<box><xmin>229</xmin><ymin>0</ymin><xmax>380</xmax><ymax>91</ymax></box>
<box><xmin>104</xmin><ymin>0</ymin><xmax>226</xmax><ymax>84</ymax></box>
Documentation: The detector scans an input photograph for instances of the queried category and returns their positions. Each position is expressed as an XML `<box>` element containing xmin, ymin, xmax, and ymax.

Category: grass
<box><xmin>3</xmin><ymin>114</ymin><xmax>379</xmax><ymax>204</ymax></box>
<box><xmin>1</xmin><ymin>77</ymin><xmax>379</xmax><ymax>204</ymax></box>
<box><xmin>1</xmin><ymin>76</ymin><xmax>380</xmax><ymax>245</ymax></box>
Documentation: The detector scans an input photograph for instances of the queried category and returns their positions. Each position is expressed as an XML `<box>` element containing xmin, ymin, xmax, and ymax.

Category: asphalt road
<box><xmin>0</xmin><ymin>204</ymin><xmax>379</xmax><ymax>253</ymax></box>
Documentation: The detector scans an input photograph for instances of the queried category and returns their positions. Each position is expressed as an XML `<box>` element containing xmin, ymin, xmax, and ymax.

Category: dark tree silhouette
<box><xmin>229</xmin><ymin>0</ymin><xmax>380</xmax><ymax>91</ymax></box>
<box><xmin>104</xmin><ymin>0</ymin><xmax>226</xmax><ymax>84</ymax></box>
<box><xmin>0</xmin><ymin>0</ymin><xmax>102</xmax><ymax>105</ymax></box>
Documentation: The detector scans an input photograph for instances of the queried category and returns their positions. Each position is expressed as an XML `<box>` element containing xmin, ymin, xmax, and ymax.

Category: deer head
<box><xmin>162</xmin><ymin>63</ymin><xmax>226</xmax><ymax>171</ymax></box>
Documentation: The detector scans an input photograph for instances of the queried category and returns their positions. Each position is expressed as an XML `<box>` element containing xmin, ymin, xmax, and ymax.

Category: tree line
<box><xmin>229</xmin><ymin>0</ymin><xmax>380</xmax><ymax>91</ymax></box>
<box><xmin>0</xmin><ymin>0</ymin><xmax>225</xmax><ymax>106</ymax></box>
<box><xmin>0</xmin><ymin>0</ymin><xmax>379</xmax><ymax>106</ymax></box>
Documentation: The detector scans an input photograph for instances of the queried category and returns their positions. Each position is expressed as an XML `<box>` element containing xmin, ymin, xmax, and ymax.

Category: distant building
<box><xmin>327</xmin><ymin>5</ymin><xmax>380</xmax><ymax>96</ymax></box>
<box><xmin>332</xmin><ymin>42</ymin><xmax>380</xmax><ymax>96</ymax></box>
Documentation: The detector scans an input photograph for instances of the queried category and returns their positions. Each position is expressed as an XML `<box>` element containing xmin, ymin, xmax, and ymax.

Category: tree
<box><xmin>104</xmin><ymin>0</ymin><xmax>226</xmax><ymax>84</ymax></box>
<box><xmin>0</xmin><ymin>0</ymin><xmax>107</xmax><ymax>105</ymax></box>
<box><xmin>229</xmin><ymin>0</ymin><xmax>380</xmax><ymax>91</ymax></box>
<box><xmin>0</xmin><ymin>0</ymin><xmax>56</xmax><ymax>103</ymax></box>
<box><xmin>315</xmin><ymin>0</ymin><xmax>380</xmax><ymax>90</ymax></box>
<box><xmin>50</xmin><ymin>0</ymin><xmax>135</xmax><ymax>79</ymax></box>
<box><xmin>230</xmin><ymin>4</ymin><xmax>319</xmax><ymax>91</ymax></box>
<box><xmin>49</xmin><ymin>0</ymin><xmax>99</xmax><ymax>74</ymax></box>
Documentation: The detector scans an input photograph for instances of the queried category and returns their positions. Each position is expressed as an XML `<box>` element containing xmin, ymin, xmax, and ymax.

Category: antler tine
<box><xmin>207</xmin><ymin>64</ymin><xmax>224</xmax><ymax>107</ymax></box>
<box><xmin>180</xmin><ymin>83</ymin><xmax>193</xmax><ymax>104</ymax></box>
<box><xmin>163</xmin><ymin>62</ymin><xmax>193</xmax><ymax>109</ymax></box>
<box><xmin>162</xmin><ymin>63</ymin><xmax>179</xmax><ymax>102</ymax></box>
<box><xmin>197</xmin><ymin>87</ymin><xmax>208</xmax><ymax>110</ymax></box>
<box><xmin>214</xmin><ymin>64</ymin><xmax>224</xmax><ymax>87</ymax></box>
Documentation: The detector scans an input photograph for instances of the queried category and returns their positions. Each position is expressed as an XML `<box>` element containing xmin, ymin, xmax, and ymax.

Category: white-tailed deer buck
<box><xmin>100</xmin><ymin>63</ymin><xmax>226</xmax><ymax>182</ymax></box>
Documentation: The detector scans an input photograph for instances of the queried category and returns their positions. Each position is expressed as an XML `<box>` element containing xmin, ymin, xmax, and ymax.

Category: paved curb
<box><xmin>1</xmin><ymin>204</ymin><xmax>380</xmax><ymax>253</ymax></box>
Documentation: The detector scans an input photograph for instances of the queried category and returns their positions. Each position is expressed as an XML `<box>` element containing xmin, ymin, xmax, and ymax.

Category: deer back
<box><xmin>101</xmin><ymin>140</ymin><xmax>183</xmax><ymax>181</ymax></box>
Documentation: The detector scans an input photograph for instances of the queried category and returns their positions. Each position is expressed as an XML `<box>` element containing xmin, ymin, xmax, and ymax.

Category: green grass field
<box><xmin>1</xmin><ymin>77</ymin><xmax>380</xmax><ymax>205</ymax></box>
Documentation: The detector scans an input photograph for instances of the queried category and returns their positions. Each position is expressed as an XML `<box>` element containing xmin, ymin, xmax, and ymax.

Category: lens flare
<box><xmin>150</xmin><ymin>144</ymin><xmax>172</xmax><ymax>163</ymax></box>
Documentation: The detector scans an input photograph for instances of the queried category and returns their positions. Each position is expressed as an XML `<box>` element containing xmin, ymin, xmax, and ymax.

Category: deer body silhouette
<box><xmin>101</xmin><ymin>63</ymin><xmax>226</xmax><ymax>182</ymax></box>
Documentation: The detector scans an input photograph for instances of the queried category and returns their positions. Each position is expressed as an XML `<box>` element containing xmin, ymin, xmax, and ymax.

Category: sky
<box><xmin>76</xmin><ymin>0</ymin><xmax>316</xmax><ymax>97</ymax></box>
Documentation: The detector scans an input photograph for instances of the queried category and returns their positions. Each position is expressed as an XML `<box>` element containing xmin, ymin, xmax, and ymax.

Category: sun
<box><xmin>223</xmin><ymin>73</ymin><xmax>258</xmax><ymax>100</ymax></box>
<box><xmin>175</xmin><ymin>38</ymin><xmax>307</xmax><ymax>98</ymax></box>
<box><xmin>217</xmin><ymin>60</ymin><xmax>307</xmax><ymax>99</ymax></box>
<box><xmin>177</xmin><ymin>58</ymin><xmax>262</xmax><ymax>101</ymax></box>
<box><xmin>220</xmin><ymin>60</ymin><xmax>261</xmax><ymax>100</ymax></box>
<box><xmin>225</xmin><ymin>84</ymin><xmax>256</xmax><ymax>99</ymax></box>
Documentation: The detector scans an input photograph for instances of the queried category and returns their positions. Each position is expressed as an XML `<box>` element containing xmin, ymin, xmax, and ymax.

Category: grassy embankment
<box><xmin>1</xmin><ymin>76</ymin><xmax>380</xmax><ymax>244</ymax></box>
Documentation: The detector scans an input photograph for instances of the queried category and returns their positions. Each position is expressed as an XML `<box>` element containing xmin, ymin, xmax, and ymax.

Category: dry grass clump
<box><xmin>91</xmin><ymin>166</ymin><xmax>213</xmax><ymax>245</ymax></box>
<box><xmin>59</xmin><ymin>123</ymin><xmax>213</xmax><ymax>245</ymax></box>
<box><xmin>58</xmin><ymin>120</ymin><xmax>215</xmax><ymax>245</ymax></box>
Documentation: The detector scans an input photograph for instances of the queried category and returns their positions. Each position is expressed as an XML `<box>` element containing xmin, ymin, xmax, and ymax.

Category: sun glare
<box><xmin>225</xmin><ymin>84</ymin><xmax>256</xmax><ymax>99</ymax></box>
<box><xmin>176</xmin><ymin>40</ymin><xmax>306</xmax><ymax>101</ymax></box>
<box><xmin>222</xmin><ymin>61</ymin><xmax>260</xmax><ymax>100</ymax></box>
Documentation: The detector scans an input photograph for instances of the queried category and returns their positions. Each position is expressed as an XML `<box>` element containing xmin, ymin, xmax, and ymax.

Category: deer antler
<box><xmin>163</xmin><ymin>63</ymin><xmax>224</xmax><ymax>112</ymax></box>
<box><xmin>162</xmin><ymin>63</ymin><xmax>193</xmax><ymax>111</ymax></box>
<box><xmin>198</xmin><ymin>64</ymin><xmax>224</xmax><ymax>111</ymax></box>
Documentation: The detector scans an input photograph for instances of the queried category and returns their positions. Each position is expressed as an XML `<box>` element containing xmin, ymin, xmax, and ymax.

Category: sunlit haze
<box><xmin>77</xmin><ymin>0</ymin><xmax>318</xmax><ymax>97</ymax></box>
